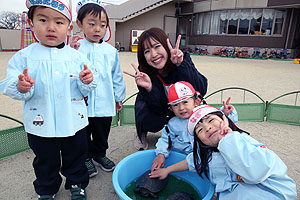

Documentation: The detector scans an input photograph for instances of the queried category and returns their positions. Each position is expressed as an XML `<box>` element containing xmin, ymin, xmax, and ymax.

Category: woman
<box><xmin>124</xmin><ymin>27</ymin><xmax>207</xmax><ymax>150</ymax></box>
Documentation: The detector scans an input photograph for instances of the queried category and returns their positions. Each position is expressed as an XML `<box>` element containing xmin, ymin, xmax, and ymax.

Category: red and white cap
<box><xmin>187</xmin><ymin>105</ymin><xmax>222</xmax><ymax>135</ymax></box>
<box><xmin>76</xmin><ymin>0</ymin><xmax>111</xmax><ymax>41</ymax></box>
<box><xmin>26</xmin><ymin>0</ymin><xmax>72</xmax><ymax>21</ymax></box>
<box><xmin>168</xmin><ymin>81</ymin><xmax>196</xmax><ymax>105</ymax></box>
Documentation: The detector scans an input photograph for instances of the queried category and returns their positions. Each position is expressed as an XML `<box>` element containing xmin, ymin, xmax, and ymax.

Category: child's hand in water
<box><xmin>167</xmin><ymin>35</ymin><xmax>184</xmax><ymax>66</ymax></box>
<box><xmin>149</xmin><ymin>168</ymin><xmax>169</xmax><ymax>180</ymax></box>
<box><xmin>151</xmin><ymin>154</ymin><xmax>165</xmax><ymax>172</ymax></box>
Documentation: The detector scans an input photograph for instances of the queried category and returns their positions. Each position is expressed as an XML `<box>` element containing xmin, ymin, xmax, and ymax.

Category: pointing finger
<box><xmin>131</xmin><ymin>63</ymin><xmax>140</xmax><ymax>73</ymax></box>
<box><xmin>166</xmin><ymin>38</ymin><xmax>173</xmax><ymax>51</ymax></box>
<box><xmin>83</xmin><ymin>64</ymin><xmax>88</xmax><ymax>70</ymax></box>
<box><xmin>175</xmin><ymin>35</ymin><xmax>181</xmax><ymax>49</ymax></box>
<box><xmin>123</xmin><ymin>71</ymin><xmax>136</xmax><ymax>78</ymax></box>
<box><xmin>225</xmin><ymin>97</ymin><xmax>231</xmax><ymax>105</ymax></box>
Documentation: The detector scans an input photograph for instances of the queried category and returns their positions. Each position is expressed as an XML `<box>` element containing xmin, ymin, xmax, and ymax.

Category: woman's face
<box><xmin>143</xmin><ymin>37</ymin><xmax>168</xmax><ymax>71</ymax></box>
<box><xmin>194</xmin><ymin>114</ymin><xmax>225</xmax><ymax>147</ymax></box>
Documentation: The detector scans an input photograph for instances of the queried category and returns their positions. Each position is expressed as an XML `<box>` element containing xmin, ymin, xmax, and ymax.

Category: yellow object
<box><xmin>131</xmin><ymin>45</ymin><xmax>138</xmax><ymax>52</ymax></box>
<box><xmin>294</xmin><ymin>58</ymin><xmax>300</xmax><ymax>64</ymax></box>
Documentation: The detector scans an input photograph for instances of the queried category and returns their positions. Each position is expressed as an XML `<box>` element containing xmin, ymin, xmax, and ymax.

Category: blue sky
<box><xmin>0</xmin><ymin>0</ymin><xmax>128</xmax><ymax>19</ymax></box>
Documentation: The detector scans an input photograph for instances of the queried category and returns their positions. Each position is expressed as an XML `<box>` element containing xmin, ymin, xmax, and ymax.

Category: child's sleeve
<box><xmin>220</xmin><ymin>105</ymin><xmax>238</xmax><ymax>124</ymax></box>
<box><xmin>112</xmin><ymin>50</ymin><xmax>126</xmax><ymax>102</ymax></box>
<box><xmin>218</xmin><ymin>132</ymin><xmax>288</xmax><ymax>184</ymax></box>
<box><xmin>0</xmin><ymin>55</ymin><xmax>34</xmax><ymax>101</ymax></box>
<box><xmin>186</xmin><ymin>152</ymin><xmax>197</xmax><ymax>172</ymax></box>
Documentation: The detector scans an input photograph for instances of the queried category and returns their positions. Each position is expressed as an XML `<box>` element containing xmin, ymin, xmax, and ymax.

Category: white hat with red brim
<box><xmin>26</xmin><ymin>0</ymin><xmax>72</xmax><ymax>21</ymax></box>
<box><xmin>168</xmin><ymin>81</ymin><xmax>196</xmax><ymax>105</ymax></box>
<box><xmin>187</xmin><ymin>105</ymin><xmax>222</xmax><ymax>136</ymax></box>
<box><xmin>76</xmin><ymin>0</ymin><xmax>111</xmax><ymax>41</ymax></box>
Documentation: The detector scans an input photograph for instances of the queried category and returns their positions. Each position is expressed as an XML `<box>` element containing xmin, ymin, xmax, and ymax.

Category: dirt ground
<box><xmin>0</xmin><ymin>51</ymin><xmax>299</xmax><ymax>199</ymax></box>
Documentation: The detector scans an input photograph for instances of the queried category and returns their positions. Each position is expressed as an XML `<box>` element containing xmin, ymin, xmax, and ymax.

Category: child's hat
<box><xmin>168</xmin><ymin>81</ymin><xmax>196</xmax><ymax>105</ymax></box>
<box><xmin>187</xmin><ymin>105</ymin><xmax>222</xmax><ymax>136</ymax></box>
<box><xmin>76</xmin><ymin>0</ymin><xmax>111</xmax><ymax>41</ymax></box>
<box><xmin>26</xmin><ymin>0</ymin><xmax>72</xmax><ymax>21</ymax></box>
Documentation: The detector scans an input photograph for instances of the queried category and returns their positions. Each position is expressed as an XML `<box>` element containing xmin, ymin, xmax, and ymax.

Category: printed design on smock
<box><xmin>237</xmin><ymin>175</ymin><xmax>243</xmax><ymax>182</ymax></box>
<box><xmin>29</xmin><ymin>107</ymin><xmax>37</xmax><ymax>111</ymax></box>
<box><xmin>71</xmin><ymin>97</ymin><xmax>84</xmax><ymax>102</ymax></box>
<box><xmin>33</xmin><ymin>114</ymin><xmax>44</xmax><ymax>126</ymax></box>
<box><xmin>78</xmin><ymin>113</ymin><xmax>85</xmax><ymax>119</ymax></box>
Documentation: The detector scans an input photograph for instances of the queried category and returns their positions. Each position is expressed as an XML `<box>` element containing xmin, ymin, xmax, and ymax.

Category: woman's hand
<box><xmin>151</xmin><ymin>154</ymin><xmax>165</xmax><ymax>172</ymax></box>
<box><xmin>167</xmin><ymin>35</ymin><xmax>184</xmax><ymax>66</ymax></box>
<box><xmin>123</xmin><ymin>63</ymin><xmax>152</xmax><ymax>92</ymax></box>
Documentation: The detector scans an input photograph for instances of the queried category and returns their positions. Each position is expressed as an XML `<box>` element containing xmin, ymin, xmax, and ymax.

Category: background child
<box><xmin>0</xmin><ymin>0</ymin><xmax>98</xmax><ymax>199</ymax></box>
<box><xmin>72</xmin><ymin>0</ymin><xmax>126</xmax><ymax>176</ymax></box>
<box><xmin>124</xmin><ymin>27</ymin><xmax>208</xmax><ymax>150</ymax></box>
<box><xmin>150</xmin><ymin>105</ymin><xmax>297</xmax><ymax>200</ymax></box>
<box><xmin>151</xmin><ymin>81</ymin><xmax>238</xmax><ymax>172</ymax></box>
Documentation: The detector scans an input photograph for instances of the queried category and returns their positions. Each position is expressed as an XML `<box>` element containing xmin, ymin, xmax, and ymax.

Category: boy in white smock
<box><xmin>152</xmin><ymin>81</ymin><xmax>238</xmax><ymax>172</ymax></box>
<box><xmin>71</xmin><ymin>0</ymin><xmax>126</xmax><ymax>176</ymax></box>
<box><xmin>0</xmin><ymin>0</ymin><xmax>98</xmax><ymax>199</ymax></box>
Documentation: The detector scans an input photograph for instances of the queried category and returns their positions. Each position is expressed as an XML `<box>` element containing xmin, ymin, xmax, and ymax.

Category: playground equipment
<box><xmin>20</xmin><ymin>11</ymin><xmax>35</xmax><ymax>49</ymax></box>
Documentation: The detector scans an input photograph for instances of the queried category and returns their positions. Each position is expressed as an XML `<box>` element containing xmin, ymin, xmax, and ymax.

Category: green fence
<box><xmin>0</xmin><ymin>114</ymin><xmax>29</xmax><ymax>160</ymax></box>
<box><xmin>205</xmin><ymin>87</ymin><xmax>266</xmax><ymax>122</ymax></box>
<box><xmin>266</xmin><ymin>91</ymin><xmax>300</xmax><ymax>125</ymax></box>
<box><xmin>1</xmin><ymin>88</ymin><xmax>299</xmax><ymax>160</ymax></box>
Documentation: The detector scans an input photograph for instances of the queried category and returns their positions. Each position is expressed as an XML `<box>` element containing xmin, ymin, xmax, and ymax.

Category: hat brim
<box><xmin>187</xmin><ymin>105</ymin><xmax>222</xmax><ymax>136</ymax></box>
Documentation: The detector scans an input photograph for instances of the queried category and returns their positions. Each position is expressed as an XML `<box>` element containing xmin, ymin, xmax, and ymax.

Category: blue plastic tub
<box><xmin>112</xmin><ymin>149</ymin><xmax>215</xmax><ymax>200</ymax></box>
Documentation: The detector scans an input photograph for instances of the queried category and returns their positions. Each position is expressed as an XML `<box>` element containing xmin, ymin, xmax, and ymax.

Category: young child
<box><xmin>151</xmin><ymin>81</ymin><xmax>238</xmax><ymax>172</ymax></box>
<box><xmin>150</xmin><ymin>105</ymin><xmax>297</xmax><ymax>199</ymax></box>
<box><xmin>72</xmin><ymin>0</ymin><xmax>126</xmax><ymax>177</ymax></box>
<box><xmin>0</xmin><ymin>0</ymin><xmax>98</xmax><ymax>199</ymax></box>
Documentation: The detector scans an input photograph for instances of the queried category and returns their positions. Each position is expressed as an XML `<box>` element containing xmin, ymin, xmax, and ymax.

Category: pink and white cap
<box><xmin>187</xmin><ymin>105</ymin><xmax>222</xmax><ymax>136</ymax></box>
<box><xmin>168</xmin><ymin>81</ymin><xmax>196</xmax><ymax>105</ymax></box>
<box><xmin>76</xmin><ymin>0</ymin><xmax>111</xmax><ymax>41</ymax></box>
<box><xmin>26</xmin><ymin>0</ymin><xmax>72</xmax><ymax>21</ymax></box>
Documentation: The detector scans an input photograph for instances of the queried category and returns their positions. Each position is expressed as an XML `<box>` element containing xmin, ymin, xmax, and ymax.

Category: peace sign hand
<box><xmin>123</xmin><ymin>63</ymin><xmax>152</xmax><ymax>92</ymax></box>
<box><xmin>167</xmin><ymin>35</ymin><xmax>184</xmax><ymax>66</ymax></box>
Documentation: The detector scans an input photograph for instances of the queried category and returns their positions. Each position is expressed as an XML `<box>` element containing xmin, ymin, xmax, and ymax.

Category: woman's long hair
<box><xmin>193</xmin><ymin>112</ymin><xmax>250</xmax><ymax>179</ymax></box>
<box><xmin>137</xmin><ymin>27</ymin><xmax>176</xmax><ymax>76</ymax></box>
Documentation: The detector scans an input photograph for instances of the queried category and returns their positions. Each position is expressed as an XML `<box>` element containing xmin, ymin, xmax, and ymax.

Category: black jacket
<box><xmin>134</xmin><ymin>52</ymin><xmax>208</xmax><ymax>137</ymax></box>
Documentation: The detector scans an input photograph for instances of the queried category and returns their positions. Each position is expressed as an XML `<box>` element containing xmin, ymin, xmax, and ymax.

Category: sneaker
<box><xmin>85</xmin><ymin>158</ymin><xmax>98</xmax><ymax>178</ymax></box>
<box><xmin>70</xmin><ymin>185</ymin><xmax>86</xmax><ymax>200</ymax></box>
<box><xmin>37</xmin><ymin>195</ymin><xmax>55</xmax><ymax>200</ymax></box>
<box><xmin>93</xmin><ymin>156</ymin><xmax>115</xmax><ymax>172</ymax></box>
<box><xmin>134</xmin><ymin>133</ymin><xmax>148</xmax><ymax>151</ymax></box>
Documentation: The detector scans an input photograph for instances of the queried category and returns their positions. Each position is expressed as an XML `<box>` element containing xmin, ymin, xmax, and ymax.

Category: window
<box><xmin>219</xmin><ymin>11</ymin><xmax>228</xmax><ymax>34</ymax></box>
<box><xmin>273</xmin><ymin>10</ymin><xmax>285</xmax><ymax>35</ymax></box>
<box><xmin>261</xmin><ymin>9</ymin><xmax>274</xmax><ymax>35</ymax></box>
<box><xmin>228</xmin><ymin>10</ymin><xmax>239</xmax><ymax>34</ymax></box>
<box><xmin>238</xmin><ymin>9</ymin><xmax>251</xmax><ymax>34</ymax></box>
<box><xmin>210</xmin><ymin>11</ymin><xmax>220</xmax><ymax>34</ymax></box>
<box><xmin>250</xmin><ymin>9</ymin><xmax>263</xmax><ymax>35</ymax></box>
<box><xmin>192</xmin><ymin>8</ymin><xmax>285</xmax><ymax>36</ymax></box>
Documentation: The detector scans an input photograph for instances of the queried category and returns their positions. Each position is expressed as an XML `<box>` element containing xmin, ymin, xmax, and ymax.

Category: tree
<box><xmin>0</xmin><ymin>11</ymin><xmax>20</xmax><ymax>29</ymax></box>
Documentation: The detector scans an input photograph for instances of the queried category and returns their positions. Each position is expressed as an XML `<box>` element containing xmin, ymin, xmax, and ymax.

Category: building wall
<box><xmin>0</xmin><ymin>29</ymin><xmax>21</xmax><ymax>51</ymax></box>
<box><xmin>113</xmin><ymin>3</ymin><xmax>176</xmax><ymax>51</ymax></box>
